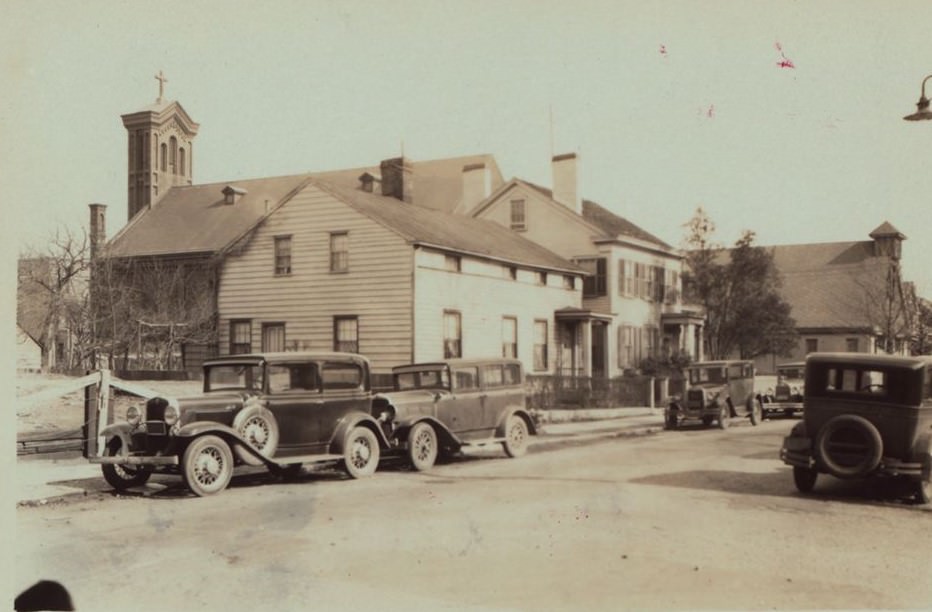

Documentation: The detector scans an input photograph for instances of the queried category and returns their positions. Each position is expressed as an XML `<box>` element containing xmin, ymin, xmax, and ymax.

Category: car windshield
<box><xmin>778</xmin><ymin>367</ymin><xmax>804</xmax><ymax>380</ymax></box>
<box><xmin>689</xmin><ymin>366</ymin><xmax>726</xmax><ymax>385</ymax></box>
<box><xmin>395</xmin><ymin>368</ymin><xmax>450</xmax><ymax>391</ymax></box>
<box><xmin>205</xmin><ymin>364</ymin><xmax>265</xmax><ymax>392</ymax></box>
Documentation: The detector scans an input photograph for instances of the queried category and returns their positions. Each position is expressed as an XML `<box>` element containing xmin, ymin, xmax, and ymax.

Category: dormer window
<box><xmin>358</xmin><ymin>172</ymin><xmax>381</xmax><ymax>193</ymax></box>
<box><xmin>222</xmin><ymin>185</ymin><xmax>247</xmax><ymax>205</ymax></box>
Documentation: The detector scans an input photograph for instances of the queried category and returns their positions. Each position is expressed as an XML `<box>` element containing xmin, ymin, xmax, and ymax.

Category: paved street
<box><xmin>15</xmin><ymin>419</ymin><xmax>932</xmax><ymax>611</ymax></box>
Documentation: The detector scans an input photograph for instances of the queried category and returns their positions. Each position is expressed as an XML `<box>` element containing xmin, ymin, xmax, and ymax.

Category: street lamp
<box><xmin>904</xmin><ymin>74</ymin><xmax>932</xmax><ymax>121</ymax></box>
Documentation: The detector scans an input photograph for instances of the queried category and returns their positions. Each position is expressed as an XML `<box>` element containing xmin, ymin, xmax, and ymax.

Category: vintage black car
<box><xmin>780</xmin><ymin>353</ymin><xmax>932</xmax><ymax>503</ymax></box>
<box><xmin>90</xmin><ymin>352</ymin><xmax>388</xmax><ymax>496</ymax></box>
<box><xmin>371</xmin><ymin>358</ymin><xmax>537</xmax><ymax>470</ymax></box>
<box><xmin>763</xmin><ymin>361</ymin><xmax>805</xmax><ymax>418</ymax></box>
<box><xmin>665</xmin><ymin>360</ymin><xmax>764</xmax><ymax>429</ymax></box>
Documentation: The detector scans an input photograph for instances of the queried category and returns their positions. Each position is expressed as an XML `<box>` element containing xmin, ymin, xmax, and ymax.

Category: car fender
<box><xmin>97</xmin><ymin>422</ymin><xmax>136</xmax><ymax>449</ymax></box>
<box><xmin>393</xmin><ymin>416</ymin><xmax>460</xmax><ymax>450</ymax></box>
<box><xmin>328</xmin><ymin>413</ymin><xmax>391</xmax><ymax>455</ymax></box>
<box><xmin>494</xmin><ymin>407</ymin><xmax>538</xmax><ymax>437</ymax></box>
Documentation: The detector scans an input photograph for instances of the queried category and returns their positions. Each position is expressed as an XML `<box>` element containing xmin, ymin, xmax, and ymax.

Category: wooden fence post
<box><xmin>83</xmin><ymin>372</ymin><xmax>95</xmax><ymax>458</ymax></box>
<box><xmin>97</xmin><ymin>369</ymin><xmax>111</xmax><ymax>456</ymax></box>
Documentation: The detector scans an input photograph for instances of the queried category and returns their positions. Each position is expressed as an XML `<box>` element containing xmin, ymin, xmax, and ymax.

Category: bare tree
<box><xmin>851</xmin><ymin>259</ymin><xmax>912</xmax><ymax>354</ymax></box>
<box><xmin>682</xmin><ymin>208</ymin><xmax>797</xmax><ymax>360</ymax></box>
<box><xmin>91</xmin><ymin>254</ymin><xmax>218</xmax><ymax>370</ymax></box>
<box><xmin>17</xmin><ymin>227</ymin><xmax>90</xmax><ymax>372</ymax></box>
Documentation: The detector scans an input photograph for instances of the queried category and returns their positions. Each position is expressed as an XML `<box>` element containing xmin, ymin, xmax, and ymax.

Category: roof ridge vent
<box><xmin>222</xmin><ymin>185</ymin><xmax>247</xmax><ymax>204</ymax></box>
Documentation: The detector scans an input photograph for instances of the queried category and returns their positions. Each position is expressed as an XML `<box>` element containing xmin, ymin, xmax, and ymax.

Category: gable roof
<box><xmin>474</xmin><ymin>178</ymin><xmax>675</xmax><ymax>252</ymax></box>
<box><xmin>308</xmin><ymin>154</ymin><xmax>505</xmax><ymax>213</ymax></box>
<box><xmin>104</xmin><ymin>172</ymin><xmax>580</xmax><ymax>273</ymax></box>
<box><xmin>106</xmin><ymin>173</ymin><xmax>313</xmax><ymax>257</ymax></box>
<box><xmin>709</xmin><ymin>235</ymin><xmax>901</xmax><ymax>331</ymax></box>
<box><xmin>315</xmin><ymin>180</ymin><xmax>581</xmax><ymax>273</ymax></box>
<box><xmin>107</xmin><ymin>154</ymin><xmax>507</xmax><ymax>258</ymax></box>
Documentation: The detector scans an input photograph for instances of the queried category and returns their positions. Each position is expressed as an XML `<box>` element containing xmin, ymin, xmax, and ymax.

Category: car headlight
<box><xmin>126</xmin><ymin>405</ymin><xmax>141</xmax><ymax>426</ymax></box>
<box><xmin>791</xmin><ymin>386</ymin><xmax>800</xmax><ymax>395</ymax></box>
<box><xmin>766</xmin><ymin>387</ymin><xmax>773</xmax><ymax>396</ymax></box>
<box><xmin>164</xmin><ymin>398</ymin><xmax>180</xmax><ymax>426</ymax></box>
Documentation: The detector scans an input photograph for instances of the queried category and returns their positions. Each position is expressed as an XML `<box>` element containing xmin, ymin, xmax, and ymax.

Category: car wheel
<box><xmin>101</xmin><ymin>437</ymin><xmax>151</xmax><ymax>490</ymax></box>
<box><xmin>408</xmin><ymin>422</ymin><xmax>438</xmax><ymax>471</ymax></box>
<box><xmin>342</xmin><ymin>426</ymin><xmax>380</xmax><ymax>479</ymax></box>
<box><xmin>749</xmin><ymin>399</ymin><xmax>762</xmax><ymax>426</ymax></box>
<box><xmin>783</xmin><ymin>409</ymin><xmax>795</xmax><ymax>418</ymax></box>
<box><xmin>502</xmin><ymin>415</ymin><xmax>529</xmax><ymax>458</ymax></box>
<box><xmin>717</xmin><ymin>404</ymin><xmax>730</xmax><ymax>430</ymax></box>
<box><xmin>701</xmin><ymin>416</ymin><xmax>714</xmax><ymax>427</ymax></box>
<box><xmin>916</xmin><ymin>477</ymin><xmax>931</xmax><ymax>504</ymax></box>
<box><xmin>182</xmin><ymin>435</ymin><xmax>234</xmax><ymax>497</ymax></box>
<box><xmin>793</xmin><ymin>466</ymin><xmax>818</xmax><ymax>493</ymax></box>
<box><xmin>815</xmin><ymin>414</ymin><xmax>883</xmax><ymax>479</ymax></box>
<box><xmin>233</xmin><ymin>406</ymin><xmax>280</xmax><ymax>466</ymax></box>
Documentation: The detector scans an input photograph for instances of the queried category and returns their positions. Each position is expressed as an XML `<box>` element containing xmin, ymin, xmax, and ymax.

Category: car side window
<box><xmin>503</xmin><ymin>364</ymin><xmax>522</xmax><ymax>385</ymax></box>
<box><xmin>268</xmin><ymin>364</ymin><xmax>319</xmax><ymax>393</ymax></box>
<box><xmin>453</xmin><ymin>367</ymin><xmax>478</xmax><ymax>392</ymax></box>
<box><xmin>728</xmin><ymin>365</ymin><xmax>742</xmax><ymax>379</ymax></box>
<box><xmin>482</xmin><ymin>365</ymin><xmax>503</xmax><ymax>388</ymax></box>
<box><xmin>322</xmin><ymin>363</ymin><xmax>363</xmax><ymax>390</ymax></box>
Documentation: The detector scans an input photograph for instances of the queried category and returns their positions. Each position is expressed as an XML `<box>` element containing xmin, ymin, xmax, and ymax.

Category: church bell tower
<box><xmin>121</xmin><ymin>71</ymin><xmax>200</xmax><ymax>221</ymax></box>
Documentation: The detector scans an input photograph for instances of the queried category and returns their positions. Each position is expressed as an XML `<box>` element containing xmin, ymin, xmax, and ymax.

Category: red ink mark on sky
<box><xmin>659</xmin><ymin>44</ymin><xmax>667</xmax><ymax>57</ymax></box>
<box><xmin>775</xmin><ymin>41</ymin><xmax>796</xmax><ymax>69</ymax></box>
<box><xmin>707</xmin><ymin>104</ymin><xmax>715</xmax><ymax>119</ymax></box>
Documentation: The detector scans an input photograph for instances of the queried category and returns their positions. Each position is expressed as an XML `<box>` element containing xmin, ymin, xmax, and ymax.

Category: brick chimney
<box><xmin>88</xmin><ymin>203</ymin><xmax>107</xmax><ymax>260</ymax></box>
<box><xmin>461</xmin><ymin>162</ymin><xmax>490</xmax><ymax>212</ymax></box>
<box><xmin>552</xmin><ymin>152</ymin><xmax>580</xmax><ymax>214</ymax></box>
<box><xmin>379</xmin><ymin>157</ymin><xmax>413</xmax><ymax>203</ymax></box>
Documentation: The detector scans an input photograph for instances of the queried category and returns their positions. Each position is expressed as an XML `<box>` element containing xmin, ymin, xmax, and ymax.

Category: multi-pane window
<box><xmin>274</xmin><ymin>236</ymin><xmax>292</xmax><ymax>275</ymax></box>
<box><xmin>503</xmin><ymin>266</ymin><xmax>517</xmax><ymax>280</ymax></box>
<box><xmin>502</xmin><ymin>317</ymin><xmax>518</xmax><ymax>358</ymax></box>
<box><xmin>330</xmin><ymin>232</ymin><xmax>348</xmax><ymax>273</ymax></box>
<box><xmin>510</xmin><ymin>199</ymin><xmax>526</xmax><ymax>230</ymax></box>
<box><xmin>537</xmin><ymin>271</ymin><xmax>547</xmax><ymax>286</ymax></box>
<box><xmin>618</xmin><ymin>325</ymin><xmax>642</xmax><ymax>369</ymax></box>
<box><xmin>563</xmin><ymin>275</ymin><xmax>575</xmax><ymax>290</ymax></box>
<box><xmin>443</xmin><ymin>310</ymin><xmax>462</xmax><ymax>358</ymax></box>
<box><xmin>444</xmin><ymin>254</ymin><xmax>461</xmax><ymax>272</ymax></box>
<box><xmin>577</xmin><ymin>258</ymin><xmax>607</xmax><ymax>297</ymax></box>
<box><xmin>805</xmin><ymin>338</ymin><xmax>819</xmax><ymax>354</ymax></box>
<box><xmin>262</xmin><ymin>323</ymin><xmax>286</xmax><ymax>352</ymax></box>
<box><xmin>846</xmin><ymin>338</ymin><xmax>859</xmax><ymax>352</ymax></box>
<box><xmin>533</xmin><ymin>320</ymin><xmax>549</xmax><ymax>371</ymax></box>
<box><xmin>230</xmin><ymin>320</ymin><xmax>252</xmax><ymax>354</ymax></box>
<box><xmin>333</xmin><ymin>316</ymin><xmax>359</xmax><ymax>353</ymax></box>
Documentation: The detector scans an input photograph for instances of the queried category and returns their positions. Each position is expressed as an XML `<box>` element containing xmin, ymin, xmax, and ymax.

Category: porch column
<box><xmin>695</xmin><ymin>324</ymin><xmax>705</xmax><ymax>361</ymax></box>
<box><xmin>582</xmin><ymin>320</ymin><xmax>593</xmax><ymax>377</ymax></box>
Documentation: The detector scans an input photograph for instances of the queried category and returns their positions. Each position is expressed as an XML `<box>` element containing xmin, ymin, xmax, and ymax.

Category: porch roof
<box><xmin>554</xmin><ymin>307</ymin><xmax>613</xmax><ymax>323</ymax></box>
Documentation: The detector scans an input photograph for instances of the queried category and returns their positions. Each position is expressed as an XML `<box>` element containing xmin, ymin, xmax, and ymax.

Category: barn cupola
<box><xmin>869</xmin><ymin>221</ymin><xmax>906</xmax><ymax>261</ymax></box>
<box><xmin>120</xmin><ymin>71</ymin><xmax>200</xmax><ymax>221</ymax></box>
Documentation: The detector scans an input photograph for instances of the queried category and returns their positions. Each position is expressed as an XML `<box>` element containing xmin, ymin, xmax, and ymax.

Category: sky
<box><xmin>2</xmin><ymin>0</ymin><xmax>932</xmax><ymax>296</ymax></box>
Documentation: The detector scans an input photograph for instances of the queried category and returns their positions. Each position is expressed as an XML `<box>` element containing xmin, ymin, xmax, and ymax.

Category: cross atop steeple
<box><xmin>155</xmin><ymin>70</ymin><xmax>168</xmax><ymax>103</ymax></box>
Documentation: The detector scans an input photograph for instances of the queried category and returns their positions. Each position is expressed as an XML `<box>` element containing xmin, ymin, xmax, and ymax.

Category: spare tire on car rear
<box><xmin>815</xmin><ymin>414</ymin><xmax>883</xmax><ymax>479</ymax></box>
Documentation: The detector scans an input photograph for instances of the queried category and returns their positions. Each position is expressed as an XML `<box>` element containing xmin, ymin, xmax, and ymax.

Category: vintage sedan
<box><xmin>665</xmin><ymin>360</ymin><xmax>764</xmax><ymax>429</ymax></box>
<box><xmin>781</xmin><ymin>353</ymin><xmax>932</xmax><ymax>503</ymax></box>
<box><xmin>763</xmin><ymin>361</ymin><xmax>805</xmax><ymax>418</ymax></box>
<box><xmin>371</xmin><ymin>358</ymin><xmax>537</xmax><ymax>470</ymax></box>
<box><xmin>90</xmin><ymin>352</ymin><xmax>389</xmax><ymax>496</ymax></box>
